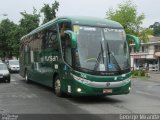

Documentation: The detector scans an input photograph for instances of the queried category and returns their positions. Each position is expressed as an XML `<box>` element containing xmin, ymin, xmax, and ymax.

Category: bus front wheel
<box><xmin>54</xmin><ymin>76</ymin><xmax>63</xmax><ymax>97</ymax></box>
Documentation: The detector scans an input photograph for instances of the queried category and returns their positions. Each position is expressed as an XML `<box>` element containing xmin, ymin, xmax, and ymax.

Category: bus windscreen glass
<box><xmin>74</xmin><ymin>25</ymin><xmax>130</xmax><ymax>73</ymax></box>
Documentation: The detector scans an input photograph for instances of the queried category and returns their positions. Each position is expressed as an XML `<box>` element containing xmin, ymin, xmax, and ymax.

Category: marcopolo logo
<box><xmin>106</xmin><ymin>82</ymin><xmax>110</xmax><ymax>86</ymax></box>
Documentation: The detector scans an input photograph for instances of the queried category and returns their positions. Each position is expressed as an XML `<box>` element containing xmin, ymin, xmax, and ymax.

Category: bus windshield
<box><xmin>74</xmin><ymin>25</ymin><xmax>130</xmax><ymax>73</ymax></box>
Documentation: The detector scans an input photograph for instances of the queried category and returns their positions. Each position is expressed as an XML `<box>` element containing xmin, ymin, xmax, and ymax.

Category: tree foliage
<box><xmin>41</xmin><ymin>1</ymin><xmax>59</xmax><ymax>24</ymax></box>
<box><xmin>0</xmin><ymin>1</ymin><xmax>58</xmax><ymax>59</ymax></box>
<box><xmin>0</xmin><ymin>19</ymin><xmax>19</xmax><ymax>58</ymax></box>
<box><xmin>0</xmin><ymin>8</ymin><xmax>40</xmax><ymax>59</ymax></box>
<box><xmin>139</xmin><ymin>28</ymin><xmax>153</xmax><ymax>43</ymax></box>
<box><xmin>19</xmin><ymin>8</ymin><xmax>40</xmax><ymax>34</ymax></box>
<box><xmin>150</xmin><ymin>22</ymin><xmax>160</xmax><ymax>36</ymax></box>
<box><xmin>106</xmin><ymin>0</ymin><xmax>145</xmax><ymax>36</ymax></box>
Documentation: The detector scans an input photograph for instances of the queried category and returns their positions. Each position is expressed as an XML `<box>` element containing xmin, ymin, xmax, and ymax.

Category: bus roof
<box><xmin>21</xmin><ymin>16</ymin><xmax>123</xmax><ymax>40</ymax></box>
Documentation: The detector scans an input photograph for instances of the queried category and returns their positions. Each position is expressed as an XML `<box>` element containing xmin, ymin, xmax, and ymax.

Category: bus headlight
<box><xmin>77</xmin><ymin>88</ymin><xmax>82</xmax><ymax>92</ymax></box>
<box><xmin>129</xmin><ymin>87</ymin><xmax>131</xmax><ymax>91</ymax></box>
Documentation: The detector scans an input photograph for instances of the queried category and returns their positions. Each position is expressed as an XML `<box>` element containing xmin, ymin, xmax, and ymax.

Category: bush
<box><xmin>131</xmin><ymin>70</ymin><xmax>146</xmax><ymax>77</ymax></box>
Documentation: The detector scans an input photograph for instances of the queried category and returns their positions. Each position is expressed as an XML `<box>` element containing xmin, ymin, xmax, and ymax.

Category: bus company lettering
<box><xmin>44</xmin><ymin>56</ymin><xmax>58</xmax><ymax>62</ymax></box>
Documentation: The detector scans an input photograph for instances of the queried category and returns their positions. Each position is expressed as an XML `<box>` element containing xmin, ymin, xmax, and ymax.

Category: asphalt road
<box><xmin>0</xmin><ymin>74</ymin><xmax>160</xmax><ymax>120</ymax></box>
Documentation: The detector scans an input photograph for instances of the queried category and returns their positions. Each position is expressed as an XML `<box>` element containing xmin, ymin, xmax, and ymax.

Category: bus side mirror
<box><xmin>64</xmin><ymin>30</ymin><xmax>77</xmax><ymax>48</ymax></box>
<box><xmin>126</xmin><ymin>34</ymin><xmax>140</xmax><ymax>52</ymax></box>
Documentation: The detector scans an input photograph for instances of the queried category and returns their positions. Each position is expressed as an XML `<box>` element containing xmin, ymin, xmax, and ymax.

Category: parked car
<box><xmin>0</xmin><ymin>63</ymin><xmax>10</xmax><ymax>83</ymax></box>
<box><xmin>7</xmin><ymin>60</ymin><xmax>20</xmax><ymax>72</ymax></box>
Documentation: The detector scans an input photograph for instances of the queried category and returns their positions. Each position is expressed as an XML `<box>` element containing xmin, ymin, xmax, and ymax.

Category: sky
<box><xmin>0</xmin><ymin>0</ymin><xmax>159</xmax><ymax>28</ymax></box>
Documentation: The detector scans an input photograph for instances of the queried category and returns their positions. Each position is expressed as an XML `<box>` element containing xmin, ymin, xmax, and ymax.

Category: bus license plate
<box><xmin>103</xmin><ymin>89</ymin><xmax>112</xmax><ymax>93</ymax></box>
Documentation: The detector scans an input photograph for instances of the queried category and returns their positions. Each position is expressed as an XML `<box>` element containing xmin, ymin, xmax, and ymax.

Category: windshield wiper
<box><xmin>110</xmin><ymin>51</ymin><xmax>122</xmax><ymax>72</ymax></box>
<box><xmin>106</xmin><ymin>42</ymin><xmax>121</xmax><ymax>72</ymax></box>
<box><xmin>93</xmin><ymin>41</ymin><xmax>104</xmax><ymax>71</ymax></box>
<box><xmin>106</xmin><ymin>41</ymin><xmax>111</xmax><ymax>63</ymax></box>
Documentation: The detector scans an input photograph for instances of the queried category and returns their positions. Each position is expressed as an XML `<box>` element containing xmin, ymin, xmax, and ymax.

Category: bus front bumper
<box><xmin>69</xmin><ymin>75</ymin><xmax>131</xmax><ymax>96</ymax></box>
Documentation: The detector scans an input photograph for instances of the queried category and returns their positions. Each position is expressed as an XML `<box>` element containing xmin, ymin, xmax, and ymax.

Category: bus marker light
<box><xmin>68</xmin><ymin>85</ymin><xmax>71</xmax><ymax>93</ymax></box>
<box><xmin>114</xmin><ymin>77</ymin><xmax>117</xmax><ymax>80</ymax></box>
<box><xmin>54</xmin><ymin>64</ymin><xmax>58</xmax><ymax>69</ymax></box>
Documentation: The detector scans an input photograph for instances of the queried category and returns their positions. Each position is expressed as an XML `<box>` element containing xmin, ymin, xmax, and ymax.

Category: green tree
<box><xmin>19</xmin><ymin>8</ymin><xmax>40</xmax><ymax>34</ymax></box>
<box><xmin>139</xmin><ymin>28</ymin><xmax>153</xmax><ymax>43</ymax></box>
<box><xmin>41</xmin><ymin>1</ymin><xmax>59</xmax><ymax>24</ymax></box>
<box><xmin>150</xmin><ymin>22</ymin><xmax>160</xmax><ymax>36</ymax></box>
<box><xmin>0</xmin><ymin>19</ymin><xmax>19</xmax><ymax>58</ymax></box>
<box><xmin>106</xmin><ymin>0</ymin><xmax>145</xmax><ymax>37</ymax></box>
<box><xmin>0</xmin><ymin>8</ymin><xmax>40</xmax><ymax>59</ymax></box>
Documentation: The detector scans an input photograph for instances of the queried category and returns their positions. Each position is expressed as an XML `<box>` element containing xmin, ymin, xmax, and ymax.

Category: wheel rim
<box><xmin>55</xmin><ymin>78</ymin><xmax>61</xmax><ymax>95</ymax></box>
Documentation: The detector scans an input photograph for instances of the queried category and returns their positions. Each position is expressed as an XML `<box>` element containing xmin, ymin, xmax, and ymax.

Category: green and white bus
<box><xmin>19</xmin><ymin>16</ymin><xmax>140</xmax><ymax>97</ymax></box>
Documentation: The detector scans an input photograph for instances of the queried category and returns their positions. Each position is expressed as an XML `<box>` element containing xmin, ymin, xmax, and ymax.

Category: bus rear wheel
<box><xmin>54</xmin><ymin>76</ymin><xmax>63</xmax><ymax>97</ymax></box>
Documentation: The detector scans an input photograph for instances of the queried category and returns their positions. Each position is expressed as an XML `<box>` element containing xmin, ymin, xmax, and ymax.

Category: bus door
<box><xmin>60</xmin><ymin>34</ymin><xmax>73</xmax><ymax>92</ymax></box>
<box><xmin>59</xmin><ymin>22</ymin><xmax>73</xmax><ymax>89</ymax></box>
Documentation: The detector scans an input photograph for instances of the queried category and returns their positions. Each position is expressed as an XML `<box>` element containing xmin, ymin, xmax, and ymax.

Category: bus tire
<box><xmin>54</xmin><ymin>76</ymin><xmax>63</xmax><ymax>97</ymax></box>
<box><xmin>25</xmin><ymin>71</ymin><xmax>30</xmax><ymax>83</ymax></box>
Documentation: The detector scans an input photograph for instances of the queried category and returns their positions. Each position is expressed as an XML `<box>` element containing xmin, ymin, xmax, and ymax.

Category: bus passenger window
<box><xmin>59</xmin><ymin>22</ymin><xmax>71</xmax><ymax>38</ymax></box>
<box><xmin>60</xmin><ymin>23</ymin><xmax>66</xmax><ymax>37</ymax></box>
<box><xmin>42</xmin><ymin>25</ymin><xmax>58</xmax><ymax>50</ymax></box>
